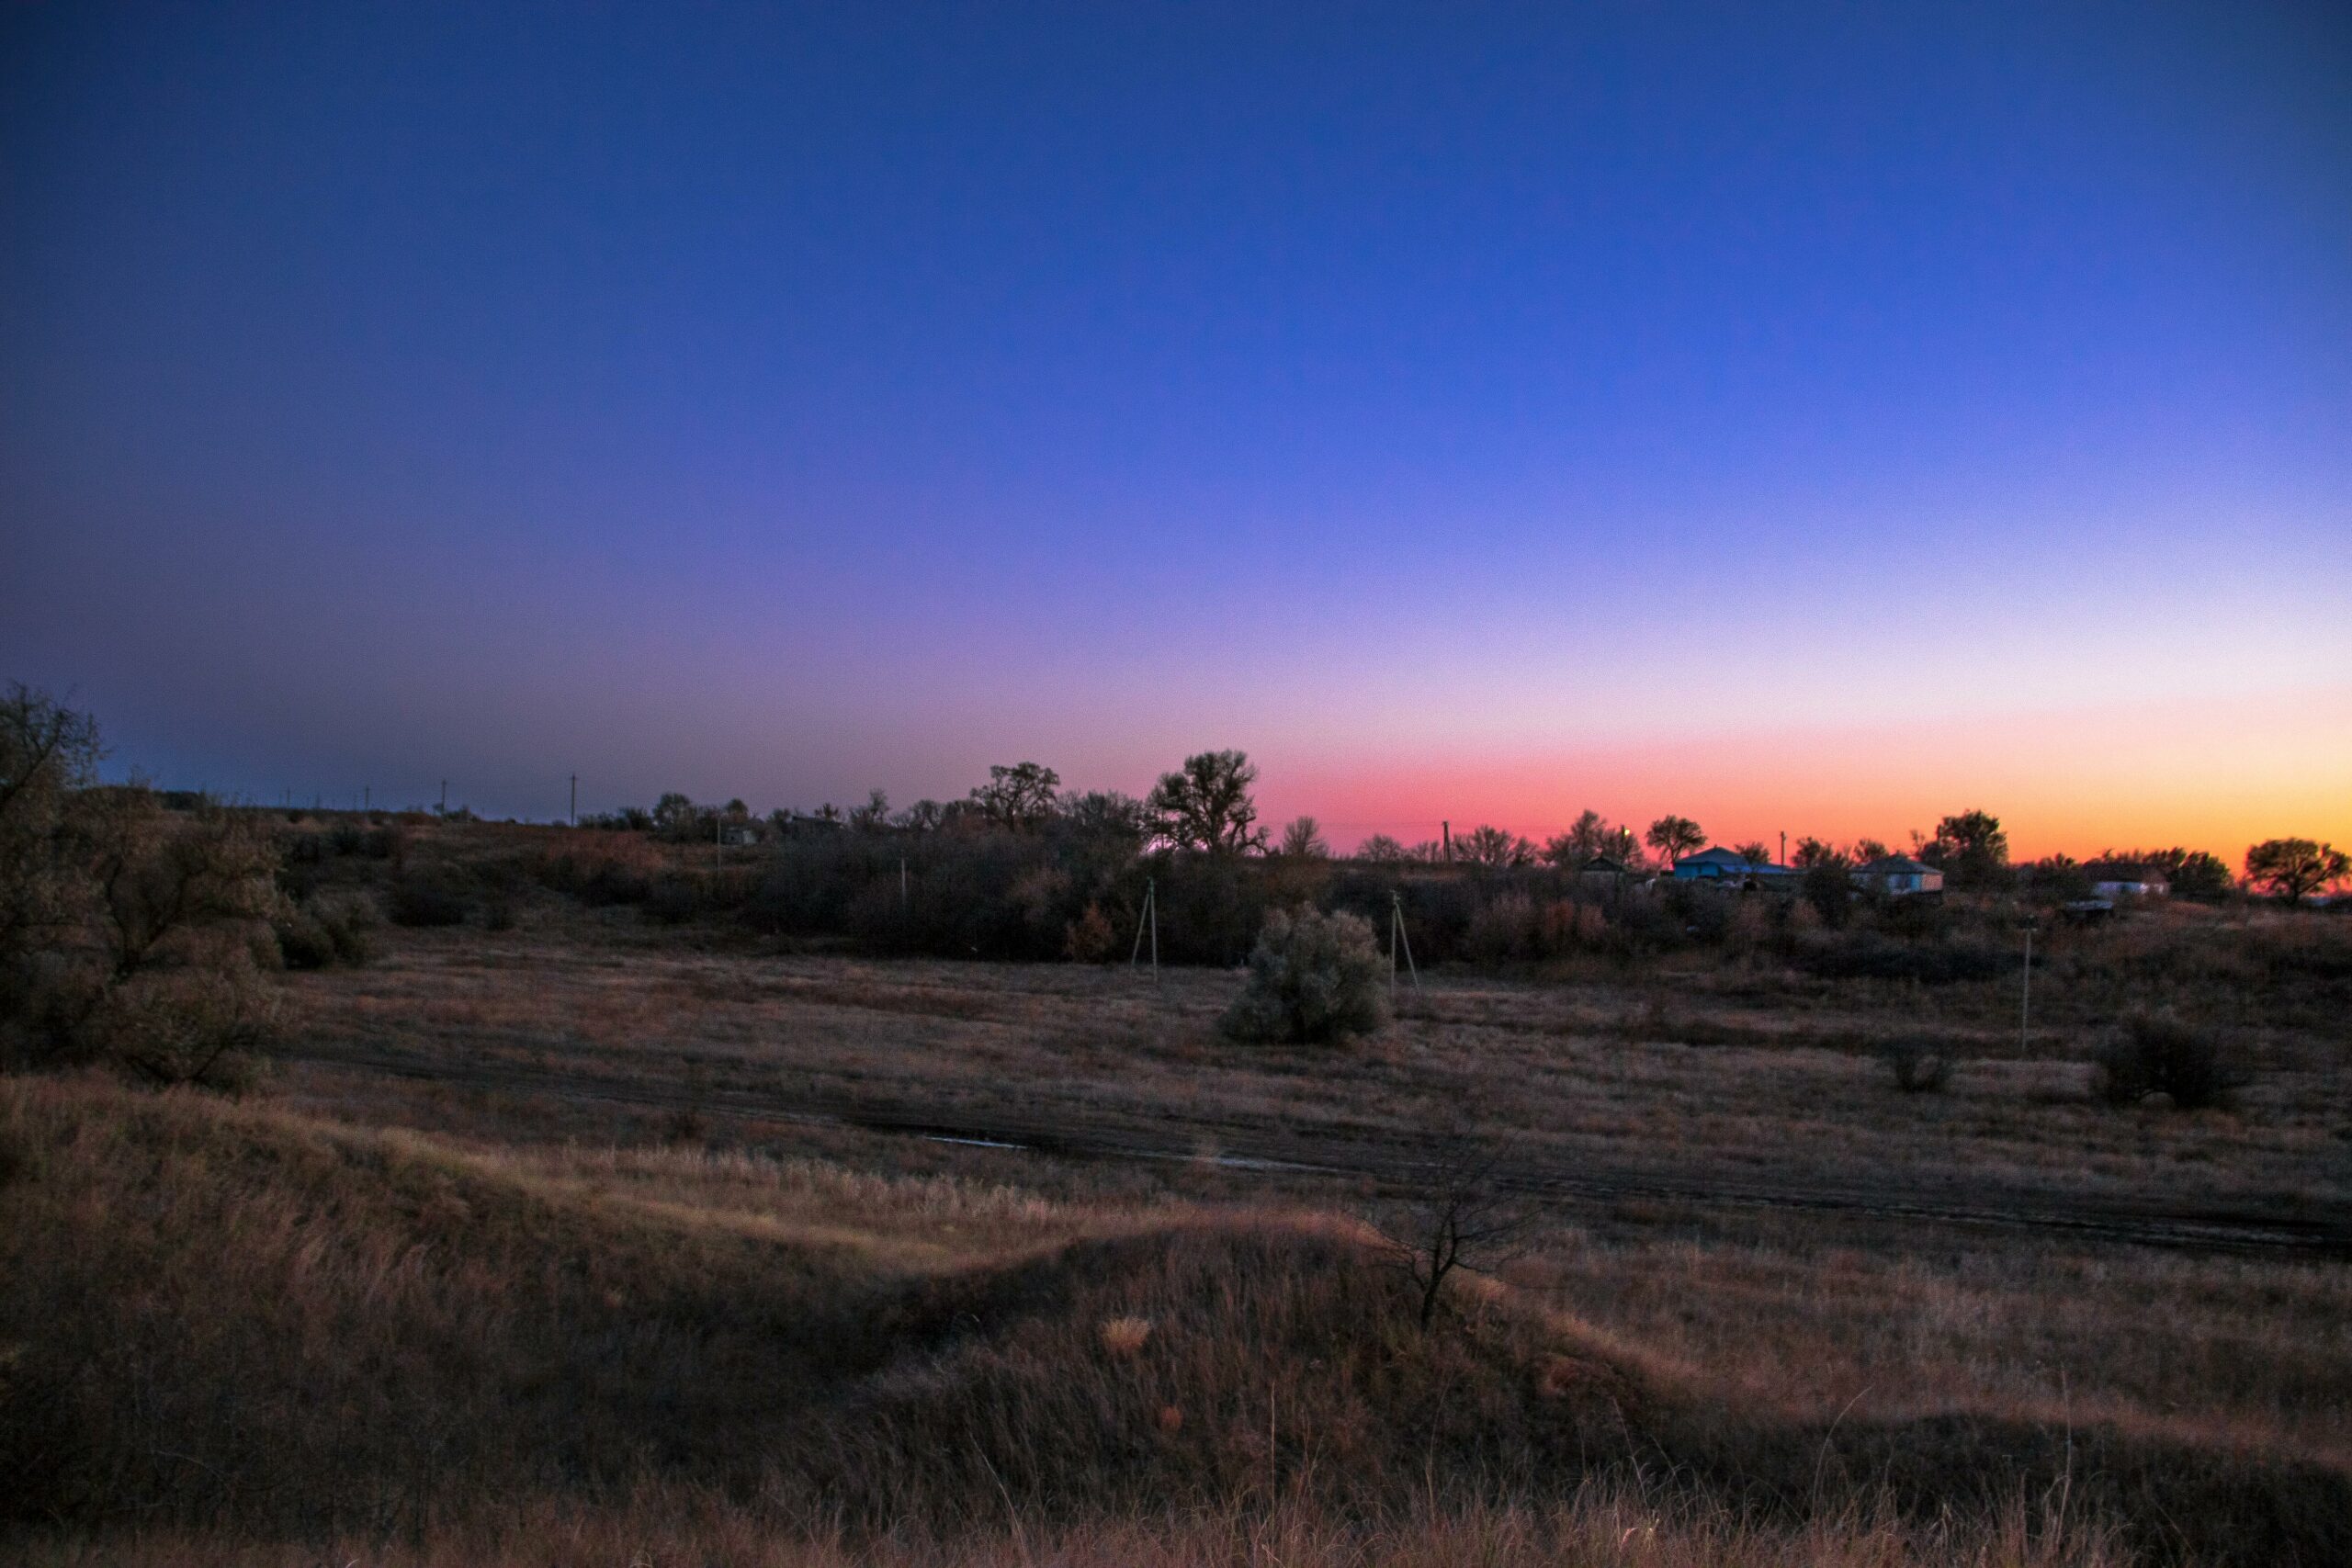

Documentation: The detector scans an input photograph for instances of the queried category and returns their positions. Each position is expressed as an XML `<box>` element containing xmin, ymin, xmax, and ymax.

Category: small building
<box><xmin>1578</xmin><ymin>854</ymin><xmax>1634</xmax><ymax>881</ymax></box>
<box><xmin>1851</xmin><ymin>854</ymin><xmax>1945</xmax><ymax>897</ymax></box>
<box><xmin>1670</xmin><ymin>846</ymin><xmax>1752</xmax><ymax>882</ymax></box>
<box><xmin>1671</xmin><ymin>847</ymin><xmax>1797</xmax><ymax>890</ymax></box>
<box><xmin>2088</xmin><ymin>865</ymin><xmax>2168</xmax><ymax>898</ymax></box>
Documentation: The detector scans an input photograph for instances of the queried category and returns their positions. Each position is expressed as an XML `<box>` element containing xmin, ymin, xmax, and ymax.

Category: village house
<box><xmin>1851</xmin><ymin>854</ymin><xmax>1945</xmax><ymax>897</ymax></box>
<box><xmin>1670</xmin><ymin>847</ymin><xmax>1800</xmax><ymax>890</ymax></box>
<box><xmin>2089</xmin><ymin>864</ymin><xmax>2169</xmax><ymax>898</ymax></box>
<box><xmin>1670</xmin><ymin>846</ymin><xmax>1752</xmax><ymax>881</ymax></box>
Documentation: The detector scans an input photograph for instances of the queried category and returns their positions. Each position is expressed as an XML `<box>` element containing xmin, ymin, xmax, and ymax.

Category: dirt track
<box><xmin>286</xmin><ymin>1041</ymin><xmax>2352</xmax><ymax>1262</ymax></box>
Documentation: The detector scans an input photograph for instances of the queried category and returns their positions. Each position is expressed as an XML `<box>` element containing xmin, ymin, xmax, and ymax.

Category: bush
<box><xmin>2092</xmin><ymin>1014</ymin><xmax>2245</xmax><ymax>1110</ymax></box>
<box><xmin>388</xmin><ymin>875</ymin><xmax>470</xmax><ymax>928</ymax></box>
<box><xmin>642</xmin><ymin>874</ymin><xmax>705</xmax><ymax>925</ymax></box>
<box><xmin>79</xmin><ymin>962</ymin><xmax>278</xmax><ymax>1089</ymax></box>
<box><xmin>1063</xmin><ymin>902</ymin><xmax>1117</xmax><ymax>963</ymax></box>
<box><xmin>274</xmin><ymin>890</ymin><xmax>379</xmax><ymax>970</ymax></box>
<box><xmin>1880</xmin><ymin>1038</ymin><xmax>1951</xmax><ymax>1093</ymax></box>
<box><xmin>1793</xmin><ymin>931</ymin><xmax>2014</xmax><ymax>984</ymax></box>
<box><xmin>1220</xmin><ymin>906</ymin><xmax>1388</xmax><ymax>1044</ymax></box>
<box><xmin>271</xmin><ymin>909</ymin><xmax>339</xmax><ymax>970</ymax></box>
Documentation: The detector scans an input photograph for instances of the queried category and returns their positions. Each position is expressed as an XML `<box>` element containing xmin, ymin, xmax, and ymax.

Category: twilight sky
<box><xmin>4</xmin><ymin>2</ymin><xmax>2347</xmax><ymax>857</ymax></box>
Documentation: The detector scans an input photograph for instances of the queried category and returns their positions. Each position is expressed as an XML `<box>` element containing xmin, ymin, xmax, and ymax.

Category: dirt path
<box><xmin>284</xmin><ymin>1042</ymin><xmax>2352</xmax><ymax>1261</ymax></box>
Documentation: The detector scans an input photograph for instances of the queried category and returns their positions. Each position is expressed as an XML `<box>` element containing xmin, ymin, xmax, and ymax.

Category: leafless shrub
<box><xmin>1374</xmin><ymin>1120</ymin><xmax>1535</xmax><ymax>1328</ymax></box>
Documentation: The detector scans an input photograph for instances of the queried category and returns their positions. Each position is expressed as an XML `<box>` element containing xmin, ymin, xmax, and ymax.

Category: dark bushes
<box><xmin>272</xmin><ymin>892</ymin><xmax>377</xmax><ymax>969</ymax></box>
<box><xmin>2093</xmin><ymin>1015</ymin><xmax>2246</xmax><ymax>1109</ymax></box>
<box><xmin>1794</xmin><ymin>931</ymin><xmax>2014</xmax><ymax>984</ymax></box>
<box><xmin>387</xmin><ymin>874</ymin><xmax>470</xmax><ymax>928</ymax></box>
<box><xmin>2</xmin><ymin>689</ymin><xmax>286</xmax><ymax>1086</ymax></box>
<box><xmin>1880</xmin><ymin>1038</ymin><xmax>1951</xmax><ymax>1093</ymax></box>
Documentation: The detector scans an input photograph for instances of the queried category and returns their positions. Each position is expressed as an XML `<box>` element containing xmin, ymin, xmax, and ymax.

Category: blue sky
<box><xmin>4</xmin><ymin>2</ymin><xmax>2346</xmax><ymax>850</ymax></box>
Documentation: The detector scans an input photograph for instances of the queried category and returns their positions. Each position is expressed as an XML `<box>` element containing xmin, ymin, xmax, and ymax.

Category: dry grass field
<box><xmin>6</xmin><ymin>821</ymin><xmax>2350</xmax><ymax>1565</ymax></box>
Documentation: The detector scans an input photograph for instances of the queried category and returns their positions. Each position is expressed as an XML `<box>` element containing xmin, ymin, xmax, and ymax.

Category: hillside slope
<box><xmin>2</xmin><ymin>1076</ymin><xmax>2344</xmax><ymax>1564</ymax></box>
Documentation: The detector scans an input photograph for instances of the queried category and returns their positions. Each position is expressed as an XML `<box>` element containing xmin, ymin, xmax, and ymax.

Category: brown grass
<box><xmin>6</xmin><ymin>840</ymin><xmax>2350</xmax><ymax>1564</ymax></box>
<box><xmin>3</xmin><ymin>1073</ymin><xmax>2347</xmax><ymax>1564</ymax></box>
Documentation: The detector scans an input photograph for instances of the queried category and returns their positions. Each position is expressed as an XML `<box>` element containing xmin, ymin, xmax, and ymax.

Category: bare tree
<box><xmin>970</xmin><ymin>762</ymin><xmax>1061</xmax><ymax>831</ymax></box>
<box><xmin>849</xmin><ymin>788</ymin><xmax>891</xmax><ymax>832</ymax></box>
<box><xmin>1453</xmin><ymin>824</ymin><xmax>1534</xmax><ymax>868</ymax></box>
<box><xmin>1</xmin><ymin>683</ymin><xmax>103</xmax><ymax>976</ymax></box>
<box><xmin>1147</xmin><ymin>750</ymin><xmax>1269</xmax><ymax>855</ymax></box>
<box><xmin>1645</xmin><ymin>815</ymin><xmax>1704</xmax><ymax>867</ymax></box>
<box><xmin>894</xmin><ymin>798</ymin><xmax>947</xmax><ymax>834</ymax></box>
<box><xmin>1278</xmin><ymin>815</ymin><xmax>1329</xmax><ymax>858</ymax></box>
<box><xmin>1057</xmin><ymin>789</ymin><xmax>1149</xmax><ymax>842</ymax></box>
<box><xmin>1376</xmin><ymin>1120</ymin><xmax>1535</xmax><ymax>1329</ymax></box>
<box><xmin>1542</xmin><ymin>808</ymin><xmax>1634</xmax><ymax>868</ymax></box>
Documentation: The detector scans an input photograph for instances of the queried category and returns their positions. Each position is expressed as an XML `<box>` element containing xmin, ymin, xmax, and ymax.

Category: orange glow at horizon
<box><xmin>1259</xmin><ymin>685</ymin><xmax>2352</xmax><ymax>863</ymax></box>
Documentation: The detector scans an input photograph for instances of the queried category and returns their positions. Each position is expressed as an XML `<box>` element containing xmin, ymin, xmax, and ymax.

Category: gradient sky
<box><xmin>4</xmin><ymin>2</ymin><xmax>2347</xmax><ymax>858</ymax></box>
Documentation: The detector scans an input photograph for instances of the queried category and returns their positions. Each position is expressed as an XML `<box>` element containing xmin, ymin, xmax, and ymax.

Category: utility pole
<box><xmin>1442</xmin><ymin>820</ymin><xmax>1452</xmax><ymax>862</ymax></box>
<box><xmin>1389</xmin><ymin>891</ymin><xmax>1419</xmax><ymax>991</ymax></box>
<box><xmin>569</xmin><ymin>773</ymin><xmax>577</xmax><ymax>827</ymax></box>
<box><xmin>2019</xmin><ymin>916</ymin><xmax>2037</xmax><ymax>1053</ymax></box>
<box><xmin>438</xmin><ymin>780</ymin><xmax>447</xmax><ymax>816</ymax></box>
<box><xmin>1129</xmin><ymin>877</ymin><xmax>1159</xmax><ymax>985</ymax></box>
<box><xmin>1780</xmin><ymin>830</ymin><xmax>1787</xmax><ymax>866</ymax></box>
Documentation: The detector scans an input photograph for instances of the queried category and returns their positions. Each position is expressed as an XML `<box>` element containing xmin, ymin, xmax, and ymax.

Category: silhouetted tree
<box><xmin>849</xmin><ymin>789</ymin><xmax>890</xmax><ymax>832</ymax></box>
<box><xmin>894</xmin><ymin>798</ymin><xmax>946</xmax><ymax>834</ymax></box>
<box><xmin>2244</xmin><ymin>838</ymin><xmax>2348</xmax><ymax>903</ymax></box>
<box><xmin>1355</xmin><ymin>833</ymin><xmax>1408</xmax><ymax>863</ymax></box>
<box><xmin>1923</xmin><ymin>809</ymin><xmax>2009</xmax><ymax>888</ymax></box>
<box><xmin>1792</xmin><ymin>836</ymin><xmax>1841</xmax><ymax>868</ymax></box>
<box><xmin>2165</xmin><ymin>849</ymin><xmax>2235</xmax><ymax>901</ymax></box>
<box><xmin>1735</xmin><ymin>840</ymin><xmax>1771</xmax><ymax>865</ymax></box>
<box><xmin>1543</xmin><ymin>808</ymin><xmax>1639</xmax><ymax>867</ymax></box>
<box><xmin>2026</xmin><ymin>854</ymin><xmax>2092</xmax><ymax>902</ymax></box>
<box><xmin>1645</xmin><ymin>815</ymin><xmax>1704</xmax><ymax>867</ymax></box>
<box><xmin>1453</xmin><ymin>825</ymin><xmax>1533</xmax><ymax>868</ymax></box>
<box><xmin>1279</xmin><ymin>815</ymin><xmax>1329</xmax><ymax>858</ymax></box>
<box><xmin>1057</xmin><ymin>789</ymin><xmax>1149</xmax><ymax>842</ymax></box>
<box><xmin>1148</xmin><ymin>750</ymin><xmax>1268</xmax><ymax>855</ymax></box>
<box><xmin>970</xmin><ymin>762</ymin><xmax>1061</xmax><ymax>831</ymax></box>
<box><xmin>1801</xmin><ymin>854</ymin><xmax>1854</xmax><ymax>925</ymax></box>
<box><xmin>651</xmin><ymin>792</ymin><xmax>699</xmax><ymax>834</ymax></box>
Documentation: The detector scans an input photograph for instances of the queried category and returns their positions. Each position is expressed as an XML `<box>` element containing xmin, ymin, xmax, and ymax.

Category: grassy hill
<box><xmin>5</xmin><ymin>1073</ymin><xmax>2346</xmax><ymax>1566</ymax></box>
